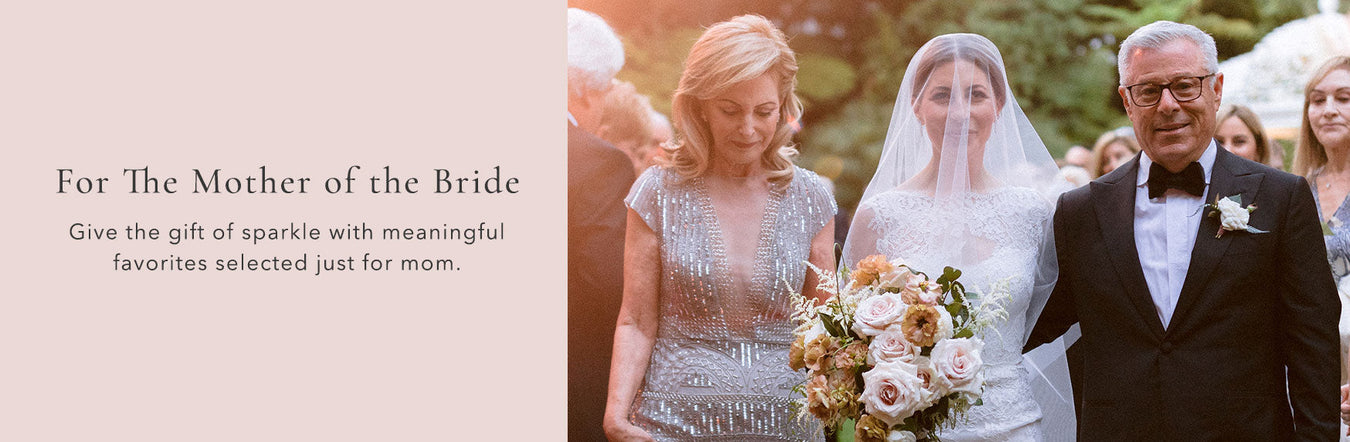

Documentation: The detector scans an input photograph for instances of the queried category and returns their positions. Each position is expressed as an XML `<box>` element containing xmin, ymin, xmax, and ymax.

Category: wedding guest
<box><xmin>1064</xmin><ymin>145</ymin><xmax>1091</xmax><ymax>168</ymax></box>
<box><xmin>1215</xmin><ymin>104</ymin><xmax>1275</xmax><ymax>166</ymax></box>
<box><xmin>1087</xmin><ymin>127</ymin><xmax>1140</xmax><ymax>178</ymax></box>
<box><xmin>605</xmin><ymin>14</ymin><xmax>835</xmax><ymax>441</ymax></box>
<box><xmin>566</xmin><ymin>8</ymin><xmax>635</xmax><ymax>442</ymax></box>
<box><xmin>1289</xmin><ymin>56</ymin><xmax>1350</xmax><ymax>439</ymax></box>
<box><xmin>595</xmin><ymin>79</ymin><xmax>656</xmax><ymax>175</ymax></box>
<box><xmin>1058</xmin><ymin>145</ymin><xmax>1093</xmax><ymax>187</ymax></box>
<box><xmin>637</xmin><ymin>110</ymin><xmax>673</xmax><ymax>174</ymax></box>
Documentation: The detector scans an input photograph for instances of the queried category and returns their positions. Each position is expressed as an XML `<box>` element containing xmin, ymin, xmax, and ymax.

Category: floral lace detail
<box><xmin>857</xmin><ymin>187</ymin><xmax>1052</xmax><ymax>439</ymax></box>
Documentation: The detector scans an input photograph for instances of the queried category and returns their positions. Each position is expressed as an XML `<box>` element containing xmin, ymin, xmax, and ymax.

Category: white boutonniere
<box><xmin>1205</xmin><ymin>194</ymin><xmax>1268</xmax><ymax>238</ymax></box>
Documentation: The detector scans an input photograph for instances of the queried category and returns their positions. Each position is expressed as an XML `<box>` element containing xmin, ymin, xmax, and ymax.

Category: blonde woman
<box><xmin>1087</xmin><ymin>127</ymin><xmax>1140</xmax><ymax>178</ymax></box>
<box><xmin>1291</xmin><ymin>55</ymin><xmax>1350</xmax><ymax>441</ymax></box>
<box><xmin>603</xmin><ymin>15</ymin><xmax>835</xmax><ymax>441</ymax></box>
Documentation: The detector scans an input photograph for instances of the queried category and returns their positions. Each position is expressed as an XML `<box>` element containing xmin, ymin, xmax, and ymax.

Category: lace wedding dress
<box><xmin>855</xmin><ymin>186</ymin><xmax>1053</xmax><ymax>441</ymax></box>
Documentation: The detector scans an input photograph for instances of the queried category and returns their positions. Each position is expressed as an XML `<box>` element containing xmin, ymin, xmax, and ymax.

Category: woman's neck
<box><xmin>1324</xmin><ymin>142</ymin><xmax>1350</xmax><ymax>175</ymax></box>
<box><xmin>900</xmin><ymin>160</ymin><xmax>995</xmax><ymax>194</ymax></box>
<box><xmin>708</xmin><ymin>159</ymin><xmax>764</xmax><ymax>180</ymax></box>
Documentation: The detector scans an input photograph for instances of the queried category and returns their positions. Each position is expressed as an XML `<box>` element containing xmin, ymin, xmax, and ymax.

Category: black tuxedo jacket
<box><xmin>567</xmin><ymin>123</ymin><xmax>635</xmax><ymax>441</ymax></box>
<box><xmin>1027</xmin><ymin>148</ymin><xmax>1340</xmax><ymax>441</ymax></box>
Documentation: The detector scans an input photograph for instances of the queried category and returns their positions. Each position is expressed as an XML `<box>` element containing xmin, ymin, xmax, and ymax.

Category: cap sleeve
<box><xmin>624</xmin><ymin>166</ymin><xmax>666</xmax><ymax>233</ymax></box>
<box><xmin>796</xmin><ymin>167</ymin><xmax>838</xmax><ymax>234</ymax></box>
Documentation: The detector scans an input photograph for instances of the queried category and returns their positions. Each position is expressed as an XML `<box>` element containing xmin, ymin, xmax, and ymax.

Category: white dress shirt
<box><xmin>1134</xmin><ymin>141</ymin><xmax>1218</xmax><ymax>329</ymax></box>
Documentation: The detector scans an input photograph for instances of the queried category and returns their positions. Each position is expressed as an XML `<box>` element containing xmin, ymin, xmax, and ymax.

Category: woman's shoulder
<box><xmin>632</xmin><ymin>166</ymin><xmax>687</xmax><ymax>191</ymax></box>
<box><xmin>783</xmin><ymin>166</ymin><xmax>838</xmax><ymax>217</ymax></box>
<box><xmin>785</xmin><ymin>166</ymin><xmax>832</xmax><ymax>198</ymax></box>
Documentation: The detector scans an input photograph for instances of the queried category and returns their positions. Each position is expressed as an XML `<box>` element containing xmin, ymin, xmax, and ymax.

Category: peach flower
<box><xmin>900</xmin><ymin>304</ymin><xmax>952</xmax><ymax>347</ymax></box>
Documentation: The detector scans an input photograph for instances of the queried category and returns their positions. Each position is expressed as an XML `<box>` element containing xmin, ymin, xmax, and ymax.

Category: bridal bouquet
<box><xmin>789</xmin><ymin>254</ymin><xmax>1010</xmax><ymax>442</ymax></box>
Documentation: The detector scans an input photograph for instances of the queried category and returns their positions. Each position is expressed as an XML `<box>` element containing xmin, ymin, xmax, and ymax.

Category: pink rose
<box><xmin>912</xmin><ymin>356</ymin><xmax>952</xmax><ymax>406</ymax></box>
<box><xmin>859</xmin><ymin>360</ymin><xmax>927</xmax><ymax>426</ymax></box>
<box><xmin>853</xmin><ymin>293</ymin><xmax>907</xmax><ymax>337</ymax></box>
<box><xmin>930</xmin><ymin>337</ymin><xmax>984</xmax><ymax>396</ymax></box>
<box><xmin>868</xmin><ymin>327</ymin><xmax>917</xmax><ymax>365</ymax></box>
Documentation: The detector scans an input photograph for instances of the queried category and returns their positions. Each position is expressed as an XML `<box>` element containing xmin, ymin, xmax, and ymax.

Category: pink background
<box><xmin>0</xmin><ymin>1</ymin><xmax>561</xmax><ymax>440</ymax></box>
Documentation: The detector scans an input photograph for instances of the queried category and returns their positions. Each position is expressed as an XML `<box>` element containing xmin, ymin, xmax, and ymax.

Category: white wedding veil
<box><xmin>841</xmin><ymin>33</ymin><xmax>1077</xmax><ymax>439</ymax></box>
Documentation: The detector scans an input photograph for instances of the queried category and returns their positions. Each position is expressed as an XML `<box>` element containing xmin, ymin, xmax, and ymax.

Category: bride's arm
<box><xmin>603</xmin><ymin>210</ymin><xmax>660</xmax><ymax>441</ymax></box>
<box><xmin>804</xmin><ymin>218</ymin><xmax>836</xmax><ymax>304</ymax></box>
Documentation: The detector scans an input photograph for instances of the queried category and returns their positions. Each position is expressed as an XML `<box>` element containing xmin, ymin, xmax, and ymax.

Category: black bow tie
<box><xmin>1147</xmin><ymin>162</ymin><xmax>1205</xmax><ymax>199</ymax></box>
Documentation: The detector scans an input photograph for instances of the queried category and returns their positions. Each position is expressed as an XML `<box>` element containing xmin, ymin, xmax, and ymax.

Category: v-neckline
<box><xmin>693</xmin><ymin>176</ymin><xmax>787</xmax><ymax>305</ymax></box>
<box><xmin>1313</xmin><ymin>173</ymin><xmax>1350</xmax><ymax>224</ymax></box>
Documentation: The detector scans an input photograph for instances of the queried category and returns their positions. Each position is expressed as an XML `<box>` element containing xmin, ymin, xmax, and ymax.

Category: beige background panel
<box><xmin>1</xmin><ymin>1</ymin><xmax>561</xmax><ymax>440</ymax></box>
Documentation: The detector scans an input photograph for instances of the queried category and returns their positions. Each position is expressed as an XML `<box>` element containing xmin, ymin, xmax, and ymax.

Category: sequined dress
<box><xmin>624</xmin><ymin>166</ymin><xmax>835</xmax><ymax>441</ymax></box>
<box><xmin>857</xmin><ymin>187</ymin><xmax>1052</xmax><ymax>441</ymax></box>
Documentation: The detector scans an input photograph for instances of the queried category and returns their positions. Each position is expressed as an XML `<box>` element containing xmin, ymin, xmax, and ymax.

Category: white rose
<box><xmin>868</xmin><ymin>327</ymin><xmax>918</xmax><ymax>365</ymax></box>
<box><xmin>887</xmin><ymin>430</ymin><xmax>918</xmax><ymax>442</ymax></box>
<box><xmin>931</xmin><ymin>337</ymin><xmax>984</xmax><ymax>396</ymax></box>
<box><xmin>1216</xmin><ymin>197</ymin><xmax>1251</xmax><ymax>231</ymax></box>
<box><xmin>860</xmin><ymin>360</ymin><xmax>927</xmax><ymax>426</ymax></box>
<box><xmin>853</xmin><ymin>293</ymin><xmax>907</xmax><ymax>337</ymax></box>
<box><xmin>913</xmin><ymin>356</ymin><xmax>952</xmax><ymax>406</ymax></box>
<box><xmin>935</xmin><ymin>308</ymin><xmax>954</xmax><ymax>343</ymax></box>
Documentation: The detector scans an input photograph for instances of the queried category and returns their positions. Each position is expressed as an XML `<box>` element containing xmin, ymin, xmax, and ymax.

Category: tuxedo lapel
<box><xmin>1170</xmin><ymin>149</ymin><xmax>1265</xmax><ymax>331</ymax></box>
<box><xmin>1091</xmin><ymin>158</ymin><xmax>1166</xmax><ymax>339</ymax></box>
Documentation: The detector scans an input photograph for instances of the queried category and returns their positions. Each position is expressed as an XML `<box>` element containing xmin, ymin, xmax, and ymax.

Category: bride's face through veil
<box><xmin>844</xmin><ymin>33</ymin><xmax>1064</xmax><ymax>267</ymax></box>
<box><xmin>913</xmin><ymin>58</ymin><xmax>1002</xmax><ymax>176</ymax></box>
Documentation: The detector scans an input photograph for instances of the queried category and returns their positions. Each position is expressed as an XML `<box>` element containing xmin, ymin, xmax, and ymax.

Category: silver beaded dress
<box><xmin>624</xmin><ymin>166</ymin><xmax>835</xmax><ymax>441</ymax></box>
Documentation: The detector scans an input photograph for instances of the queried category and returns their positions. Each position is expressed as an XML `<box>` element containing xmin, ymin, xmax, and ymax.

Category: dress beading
<box><xmin>624</xmin><ymin>166</ymin><xmax>836</xmax><ymax>441</ymax></box>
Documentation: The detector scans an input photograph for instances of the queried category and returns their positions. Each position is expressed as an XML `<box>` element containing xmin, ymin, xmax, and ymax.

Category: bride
<box><xmin>841</xmin><ymin>34</ymin><xmax>1075</xmax><ymax>441</ymax></box>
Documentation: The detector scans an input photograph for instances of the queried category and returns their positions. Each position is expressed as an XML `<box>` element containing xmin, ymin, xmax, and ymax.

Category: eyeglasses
<box><xmin>1123</xmin><ymin>74</ymin><xmax>1215</xmax><ymax>107</ymax></box>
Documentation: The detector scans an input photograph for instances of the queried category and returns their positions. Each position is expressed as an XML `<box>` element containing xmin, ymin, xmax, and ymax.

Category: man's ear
<box><xmin>1212</xmin><ymin>72</ymin><xmax>1224</xmax><ymax>106</ymax></box>
<box><xmin>1118</xmin><ymin>86</ymin><xmax>1133</xmax><ymax>118</ymax></box>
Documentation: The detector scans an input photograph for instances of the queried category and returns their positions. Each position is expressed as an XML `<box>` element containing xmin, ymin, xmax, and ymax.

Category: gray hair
<box><xmin>1117</xmin><ymin>21</ymin><xmax>1218</xmax><ymax>85</ymax></box>
<box><xmin>567</xmin><ymin>8</ymin><xmax>624</xmax><ymax>98</ymax></box>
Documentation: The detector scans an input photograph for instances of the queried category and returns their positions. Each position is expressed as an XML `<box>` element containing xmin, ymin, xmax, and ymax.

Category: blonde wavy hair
<box><xmin>1293</xmin><ymin>56</ymin><xmax>1350</xmax><ymax>177</ymax></box>
<box><xmin>664</xmin><ymin>14</ymin><xmax>802</xmax><ymax>182</ymax></box>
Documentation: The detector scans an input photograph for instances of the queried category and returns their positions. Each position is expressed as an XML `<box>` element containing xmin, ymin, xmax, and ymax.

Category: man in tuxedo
<box><xmin>566</xmin><ymin>8</ymin><xmax>636</xmax><ymax>441</ymax></box>
<box><xmin>1026</xmin><ymin>21</ymin><xmax>1340</xmax><ymax>440</ymax></box>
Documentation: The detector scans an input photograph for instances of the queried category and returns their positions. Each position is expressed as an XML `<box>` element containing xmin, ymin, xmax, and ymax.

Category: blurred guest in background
<box><xmin>1087</xmin><ymin>127</ymin><xmax>1140</xmax><ymax>178</ymax></box>
<box><xmin>638</xmin><ymin>110</ymin><xmax>674</xmax><ymax>174</ymax></box>
<box><xmin>566</xmin><ymin>8</ymin><xmax>635</xmax><ymax>441</ymax></box>
<box><xmin>596</xmin><ymin>79</ymin><xmax>656</xmax><ymax>176</ymax></box>
<box><xmin>1063</xmin><ymin>145</ymin><xmax>1091</xmax><ymax>168</ymax></box>
<box><xmin>1058</xmin><ymin>145</ymin><xmax>1093</xmax><ymax>187</ymax></box>
<box><xmin>1215</xmin><ymin>104</ymin><xmax>1275</xmax><ymax>166</ymax></box>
